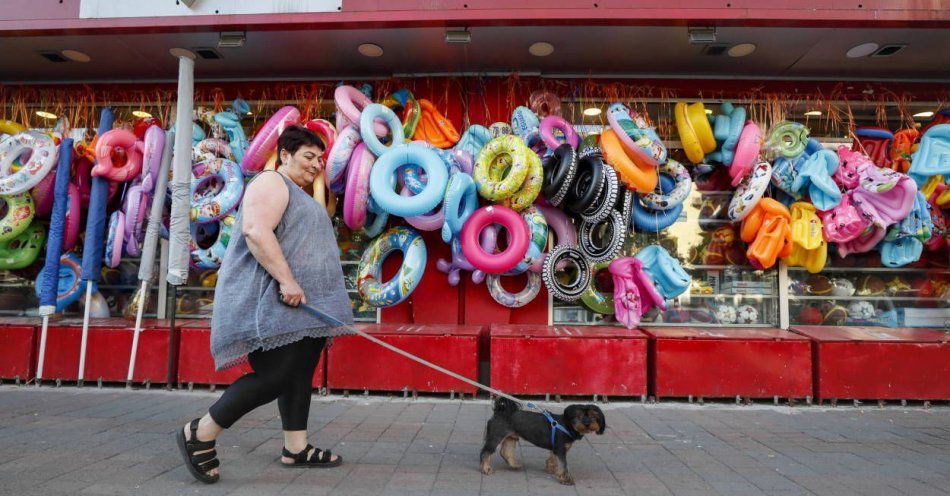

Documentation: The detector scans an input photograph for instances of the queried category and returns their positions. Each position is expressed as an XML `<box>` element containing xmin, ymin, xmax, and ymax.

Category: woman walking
<box><xmin>176</xmin><ymin>126</ymin><xmax>354</xmax><ymax>483</ymax></box>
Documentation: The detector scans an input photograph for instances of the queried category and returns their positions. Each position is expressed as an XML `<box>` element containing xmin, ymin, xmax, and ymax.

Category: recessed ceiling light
<box><xmin>846</xmin><ymin>42</ymin><xmax>879</xmax><ymax>58</ymax></box>
<box><xmin>169</xmin><ymin>47</ymin><xmax>196</xmax><ymax>59</ymax></box>
<box><xmin>358</xmin><ymin>43</ymin><xmax>384</xmax><ymax>57</ymax></box>
<box><xmin>529</xmin><ymin>42</ymin><xmax>554</xmax><ymax>57</ymax></box>
<box><xmin>804</xmin><ymin>110</ymin><xmax>822</xmax><ymax>116</ymax></box>
<box><xmin>132</xmin><ymin>110</ymin><xmax>153</xmax><ymax>118</ymax></box>
<box><xmin>687</xmin><ymin>27</ymin><xmax>717</xmax><ymax>44</ymax></box>
<box><xmin>583</xmin><ymin>107</ymin><xmax>602</xmax><ymax>117</ymax></box>
<box><xmin>913</xmin><ymin>111</ymin><xmax>934</xmax><ymax>118</ymax></box>
<box><xmin>36</xmin><ymin>111</ymin><xmax>57</xmax><ymax>119</ymax></box>
<box><xmin>218</xmin><ymin>32</ymin><xmax>246</xmax><ymax>49</ymax></box>
<box><xmin>61</xmin><ymin>49</ymin><xmax>90</xmax><ymax>62</ymax></box>
<box><xmin>727</xmin><ymin>43</ymin><xmax>756</xmax><ymax>57</ymax></box>
<box><xmin>445</xmin><ymin>30</ymin><xmax>471</xmax><ymax>44</ymax></box>
<box><xmin>704</xmin><ymin>109</ymin><xmax>713</xmax><ymax>115</ymax></box>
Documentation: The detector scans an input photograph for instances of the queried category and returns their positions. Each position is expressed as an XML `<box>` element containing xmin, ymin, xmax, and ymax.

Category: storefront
<box><xmin>0</xmin><ymin>1</ymin><xmax>947</xmax><ymax>397</ymax></box>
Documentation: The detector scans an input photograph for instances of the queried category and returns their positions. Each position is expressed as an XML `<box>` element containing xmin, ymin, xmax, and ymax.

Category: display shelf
<box><xmin>685</xmin><ymin>294</ymin><xmax>777</xmax><ymax>299</ymax></box>
<box><xmin>790</xmin><ymin>295</ymin><xmax>947</xmax><ymax>302</ymax></box>
<box><xmin>785</xmin><ymin>253</ymin><xmax>948</xmax><ymax>328</ymax></box>
<box><xmin>684</xmin><ymin>265</ymin><xmax>761</xmax><ymax>270</ymax></box>
<box><xmin>641</xmin><ymin>322</ymin><xmax>776</xmax><ymax>328</ymax></box>
<box><xmin>0</xmin><ymin>309</ymin><xmax>33</xmax><ymax>316</ymax></box>
<box><xmin>788</xmin><ymin>267</ymin><xmax>950</xmax><ymax>274</ymax></box>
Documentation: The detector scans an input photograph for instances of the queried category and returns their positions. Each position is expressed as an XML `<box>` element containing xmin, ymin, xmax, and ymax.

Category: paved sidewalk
<box><xmin>0</xmin><ymin>386</ymin><xmax>948</xmax><ymax>495</ymax></box>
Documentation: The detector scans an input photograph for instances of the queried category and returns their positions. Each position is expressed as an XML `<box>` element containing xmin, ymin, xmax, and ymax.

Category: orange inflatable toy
<box><xmin>600</xmin><ymin>128</ymin><xmax>658</xmax><ymax>193</ymax></box>
<box><xmin>740</xmin><ymin>198</ymin><xmax>792</xmax><ymax>269</ymax></box>
<box><xmin>888</xmin><ymin>129</ymin><xmax>918</xmax><ymax>174</ymax></box>
<box><xmin>412</xmin><ymin>99</ymin><xmax>460</xmax><ymax>149</ymax></box>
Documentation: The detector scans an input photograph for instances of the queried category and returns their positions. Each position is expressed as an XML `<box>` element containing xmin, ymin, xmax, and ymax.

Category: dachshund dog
<box><xmin>479</xmin><ymin>398</ymin><xmax>606</xmax><ymax>485</ymax></box>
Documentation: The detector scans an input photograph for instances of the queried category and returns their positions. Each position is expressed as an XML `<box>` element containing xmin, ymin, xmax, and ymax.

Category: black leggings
<box><xmin>209</xmin><ymin>337</ymin><xmax>326</xmax><ymax>431</ymax></box>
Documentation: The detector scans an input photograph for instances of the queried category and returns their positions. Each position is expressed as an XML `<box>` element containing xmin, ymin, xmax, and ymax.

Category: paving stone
<box><xmin>1</xmin><ymin>386</ymin><xmax>949</xmax><ymax>496</ymax></box>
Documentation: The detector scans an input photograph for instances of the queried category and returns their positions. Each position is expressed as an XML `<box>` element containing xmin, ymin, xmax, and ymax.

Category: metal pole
<box><xmin>125</xmin><ymin>280</ymin><xmax>149</xmax><ymax>387</ymax></box>
<box><xmin>166</xmin><ymin>285</ymin><xmax>179</xmax><ymax>389</ymax></box>
<box><xmin>35</xmin><ymin>316</ymin><xmax>49</xmax><ymax>386</ymax></box>
<box><xmin>76</xmin><ymin>282</ymin><xmax>94</xmax><ymax>386</ymax></box>
<box><xmin>164</xmin><ymin>52</ymin><xmax>196</xmax><ymax>388</ymax></box>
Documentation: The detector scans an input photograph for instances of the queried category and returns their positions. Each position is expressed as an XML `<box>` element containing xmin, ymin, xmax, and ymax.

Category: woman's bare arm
<box><xmin>240</xmin><ymin>172</ymin><xmax>306</xmax><ymax>305</ymax></box>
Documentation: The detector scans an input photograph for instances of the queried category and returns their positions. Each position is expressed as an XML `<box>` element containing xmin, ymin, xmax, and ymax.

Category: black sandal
<box><xmin>282</xmin><ymin>444</ymin><xmax>343</xmax><ymax>468</ymax></box>
<box><xmin>176</xmin><ymin>418</ymin><xmax>220</xmax><ymax>484</ymax></box>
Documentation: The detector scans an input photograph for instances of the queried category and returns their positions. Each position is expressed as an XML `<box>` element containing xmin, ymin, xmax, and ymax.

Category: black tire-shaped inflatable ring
<box><xmin>564</xmin><ymin>153</ymin><xmax>604</xmax><ymax>214</ymax></box>
<box><xmin>542</xmin><ymin>144</ymin><xmax>577</xmax><ymax>207</ymax></box>
<box><xmin>581</xmin><ymin>165</ymin><xmax>619</xmax><ymax>224</ymax></box>
<box><xmin>541</xmin><ymin>244</ymin><xmax>592</xmax><ymax>301</ymax></box>
<box><xmin>578</xmin><ymin>209</ymin><xmax>627</xmax><ymax>264</ymax></box>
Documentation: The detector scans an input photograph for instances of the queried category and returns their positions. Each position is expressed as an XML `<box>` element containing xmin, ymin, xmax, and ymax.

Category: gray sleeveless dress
<box><xmin>210</xmin><ymin>171</ymin><xmax>354</xmax><ymax>370</ymax></box>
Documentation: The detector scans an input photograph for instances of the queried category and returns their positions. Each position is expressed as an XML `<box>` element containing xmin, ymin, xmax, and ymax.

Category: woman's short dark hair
<box><xmin>277</xmin><ymin>126</ymin><xmax>325</xmax><ymax>165</ymax></box>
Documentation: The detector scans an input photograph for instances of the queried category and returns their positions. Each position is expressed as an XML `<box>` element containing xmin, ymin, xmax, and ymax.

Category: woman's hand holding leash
<box><xmin>278</xmin><ymin>279</ymin><xmax>307</xmax><ymax>306</ymax></box>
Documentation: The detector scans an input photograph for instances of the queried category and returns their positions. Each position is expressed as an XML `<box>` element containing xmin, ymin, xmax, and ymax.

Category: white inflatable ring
<box><xmin>728</xmin><ymin>161</ymin><xmax>772</xmax><ymax>221</ymax></box>
<box><xmin>0</xmin><ymin>131</ymin><xmax>57</xmax><ymax>195</ymax></box>
<box><xmin>640</xmin><ymin>159</ymin><xmax>692</xmax><ymax>210</ymax></box>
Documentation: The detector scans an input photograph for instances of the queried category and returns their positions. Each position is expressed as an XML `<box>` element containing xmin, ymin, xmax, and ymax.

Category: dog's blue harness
<box><xmin>541</xmin><ymin>409</ymin><xmax>575</xmax><ymax>447</ymax></box>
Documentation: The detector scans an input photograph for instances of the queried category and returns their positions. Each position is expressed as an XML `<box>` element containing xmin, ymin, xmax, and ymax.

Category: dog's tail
<box><xmin>493</xmin><ymin>397</ymin><xmax>520</xmax><ymax>418</ymax></box>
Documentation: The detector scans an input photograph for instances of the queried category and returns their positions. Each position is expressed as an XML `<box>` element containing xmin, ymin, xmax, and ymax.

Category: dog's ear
<box><xmin>591</xmin><ymin>405</ymin><xmax>606</xmax><ymax>434</ymax></box>
<box><xmin>562</xmin><ymin>405</ymin><xmax>581</xmax><ymax>422</ymax></box>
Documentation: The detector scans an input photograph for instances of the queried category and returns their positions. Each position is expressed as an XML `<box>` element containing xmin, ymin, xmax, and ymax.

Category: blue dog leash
<box><xmin>541</xmin><ymin>410</ymin><xmax>576</xmax><ymax>447</ymax></box>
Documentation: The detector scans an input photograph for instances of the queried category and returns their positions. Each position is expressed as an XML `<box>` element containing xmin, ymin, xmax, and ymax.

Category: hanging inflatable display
<box><xmin>2</xmin><ymin>82</ymin><xmax>939</xmax><ymax>332</ymax></box>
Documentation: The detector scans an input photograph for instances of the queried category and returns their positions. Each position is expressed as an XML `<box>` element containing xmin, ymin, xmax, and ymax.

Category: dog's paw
<box><xmin>556</xmin><ymin>473</ymin><xmax>575</xmax><ymax>486</ymax></box>
<box><xmin>481</xmin><ymin>466</ymin><xmax>494</xmax><ymax>476</ymax></box>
